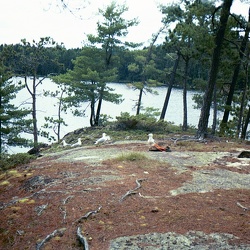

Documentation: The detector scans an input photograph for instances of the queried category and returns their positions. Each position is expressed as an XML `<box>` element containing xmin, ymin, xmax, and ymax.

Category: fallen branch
<box><xmin>36</xmin><ymin>228</ymin><xmax>66</xmax><ymax>250</ymax></box>
<box><xmin>170</xmin><ymin>136</ymin><xmax>207</xmax><ymax>144</ymax></box>
<box><xmin>0</xmin><ymin>181</ymin><xmax>64</xmax><ymax>210</ymax></box>
<box><xmin>77</xmin><ymin>227</ymin><xmax>89</xmax><ymax>250</ymax></box>
<box><xmin>63</xmin><ymin>195</ymin><xmax>74</xmax><ymax>205</ymax></box>
<box><xmin>60</xmin><ymin>206</ymin><xmax>67</xmax><ymax>222</ymax></box>
<box><xmin>119</xmin><ymin>178</ymin><xmax>146</xmax><ymax>202</ymax></box>
<box><xmin>139</xmin><ymin>192</ymin><xmax>170</xmax><ymax>199</ymax></box>
<box><xmin>35</xmin><ymin>203</ymin><xmax>48</xmax><ymax>216</ymax></box>
<box><xmin>61</xmin><ymin>196</ymin><xmax>74</xmax><ymax>222</ymax></box>
<box><xmin>77</xmin><ymin>205</ymin><xmax>102</xmax><ymax>223</ymax></box>
<box><xmin>0</xmin><ymin>188</ymin><xmax>47</xmax><ymax>210</ymax></box>
<box><xmin>237</xmin><ymin>202</ymin><xmax>249</xmax><ymax>211</ymax></box>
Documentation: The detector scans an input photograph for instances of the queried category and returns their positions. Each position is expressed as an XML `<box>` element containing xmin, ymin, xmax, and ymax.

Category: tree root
<box><xmin>0</xmin><ymin>188</ymin><xmax>48</xmax><ymax>210</ymax></box>
<box><xmin>60</xmin><ymin>196</ymin><xmax>74</xmax><ymax>222</ymax></box>
<box><xmin>119</xmin><ymin>178</ymin><xmax>146</xmax><ymax>202</ymax></box>
<box><xmin>35</xmin><ymin>203</ymin><xmax>48</xmax><ymax>216</ymax></box>
<box><xmin>77</xmin><ymin>205</ymin><xmax>102</xmax><ymax>223</ymax></box>
<box><xmin>77</xmin><ymin>227</ymin><xmax>89</xmax><ymax>250</ymax></box>
<box><xmin>36</xmin><ymin>228</ymin><xmax>66</xmax><ymax>250</ymax></box>
<box><xmin>75</xmin><ymin>206</ymin><xmax>102</xmax><ymax>248</ymax></box>
<box><xmin>237</xmin><ymin>202</ymin><xmax>249</xmax><ymax>211</ymax></box>
<box><xmin>0</xmin><ymin>186</ymin><xmax>85</xmax><ymax>210</ymax></box>
<box><xmin>170</xmin><ymin>135</ymin><xmax>207</xmax><ymax>144</ymax></box>
<box><xmin>0</xmin><ymin>180</ymin><xmax>64</xmax><ymax>210</ymax></box>
<box><xmin>139</xmin><ymin>192</ymin><xmax>170</xmax><ymax>199</ymax></box>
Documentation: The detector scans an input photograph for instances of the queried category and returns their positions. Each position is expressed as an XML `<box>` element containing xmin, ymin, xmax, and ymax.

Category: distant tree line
<box><xmin>0</xmin><ymin>43</ymin><xmax>80</xmax><ymax>76</ymax></box>
<box><xmin>0</xmin><ymin>0</ymin><xmax>250</xmax><ymax>154</ymax></box>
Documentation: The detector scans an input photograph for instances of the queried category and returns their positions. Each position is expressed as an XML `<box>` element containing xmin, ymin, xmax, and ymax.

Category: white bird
<box><xmin>147</xmin><ymin>133</ymin><xmax>155</xmax><ymax>145</ymax></box>
<box><xmin>95</xmin><ymin>133</ymin><xmax>110</xmax><ymax>144</ymax></box>
<box><xmin>62</xmin><ymin>140</ymin><xmax>70</xmax><ymax>147</ymax></box>
<box><xmin>71</xmin><ymin>138</ymin><xmax>82</xmax><ymax>147</ymax></box>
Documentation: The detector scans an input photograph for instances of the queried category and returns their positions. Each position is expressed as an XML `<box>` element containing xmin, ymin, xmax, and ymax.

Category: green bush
<box><xmin>0</xmin><ymin>153</ymin><xmax>35</xmax><ymax>171</ymax></box>
<box><xmin>115</xmin><ymin>110</ymin><xmax>169</xmax><ymax>132</ymax></box>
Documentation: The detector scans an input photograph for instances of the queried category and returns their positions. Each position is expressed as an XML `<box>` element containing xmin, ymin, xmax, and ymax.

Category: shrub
<box><xmin>99</xmin><ymin>114</ymin><xmax>113</xmax><ymax>126</ymax></box>
<box><xmin>116</xmin><ymin>112</ymin><xmax>139</xmax><ymax>129</ymax></box>
<box><xmin>0</xmin><ymin>153</ymin><xmax>35</xmax><ymax>171</ymax></box>
<box><xmin>115</xmin><ymin>110</ymin><xmax>169</xmax><ymax>132</ymax></box>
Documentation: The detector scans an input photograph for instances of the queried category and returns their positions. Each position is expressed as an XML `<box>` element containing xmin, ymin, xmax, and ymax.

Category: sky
<box><xmin>0</xmin><ymin>0</ymin><xmax>249</xmax><ymax>49</ymax></box>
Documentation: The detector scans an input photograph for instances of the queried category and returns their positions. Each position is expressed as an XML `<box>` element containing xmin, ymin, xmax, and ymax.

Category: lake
<box><xmin>8</xmin><ymin>77</ymin><xmax>217</xmax><ymax>153</ymax></box>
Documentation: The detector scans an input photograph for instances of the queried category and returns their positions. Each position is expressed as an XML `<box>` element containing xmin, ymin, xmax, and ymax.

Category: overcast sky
<box><xmin>0</xmin><ymin>0</ymin><xmax>249</xmax><ymax>49</ymax></box>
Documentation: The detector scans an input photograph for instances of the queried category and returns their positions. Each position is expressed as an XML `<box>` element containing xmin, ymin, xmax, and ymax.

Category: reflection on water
<box><xmin>8</xmin><ymin>77</ymin><xmax>217</xmax><ymax>153</ymax></box>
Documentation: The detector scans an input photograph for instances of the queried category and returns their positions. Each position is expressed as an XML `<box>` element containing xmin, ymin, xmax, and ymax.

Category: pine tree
<box><xmin>19</xmin><ymin>37</ymin><xmax>62</xmax><ymax>146</ymax></box>
<box><xmin>197</xmin><ymin>0</ymin><xmax>233</xmax><ymax>138</ymax></box>
<box><xmin>52</xmin><ymin>2</ymin><xmax>138</xmax><ymax>127</ymax></box>
<box><xmin>0</xmin><ymin>55</ymin><xmax>31</xmax><ymax>154</ymax></box>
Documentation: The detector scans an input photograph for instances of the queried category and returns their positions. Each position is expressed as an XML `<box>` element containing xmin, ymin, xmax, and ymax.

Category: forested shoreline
<box><xmin>1</xmin><ymin>0</ymin><xmax>250</xmax><ymax>156</ymax></box>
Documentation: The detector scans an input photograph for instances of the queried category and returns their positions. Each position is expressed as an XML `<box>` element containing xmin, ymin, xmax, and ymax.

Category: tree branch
<box><xmin>119</xmin><ymin>178</ymin><xmax>146</xmax><ymax>202</ymax></box>
<box><xmin>36</xmin><ymin>228</ymin><xmax>66</xmax><ymax>250</ymax></box>
<box><xmin>77</xmin><ymin>227</ymin><xmax>89</xmax><ymax>250</ymax></box>
<box><xmin>77</xmin><ymin>205</ymin><xmax>102</xmax><ymax>223</ymax></box>
<box><xmin>237</xmin><ymin>202</ymin><xmax>249</xmax><ymax>211</ymax></box>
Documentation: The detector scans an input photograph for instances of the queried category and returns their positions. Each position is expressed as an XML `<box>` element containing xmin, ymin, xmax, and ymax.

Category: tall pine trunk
<box><xmin>237</xmin><ymin>85</ymin><xmax>247</xmax><ymax>138</ymax></box>
<box><xmin>136</xmin><ymin>88</ymin><xmax>143</xmax><ymax>115</ymax></box>
<box><xmin>136</xmin><ymin>27</ymin><xmax>164</xmax><ymax>116</ymax></box>
<box><xmin>220</xmin><ymin>7</ymin><xmax>250</xmax><ymax>134</ymax></box>
<box><xmin>32</xmin><ymin>76</ymin><xmax>38</xmax><ymax>147</ymax></box>
<box><xmin>182</xmin><ymin>59</ymin><xmax>189</xmax><ymax>131</ymax></box>
<box><xmin>237</xmin><ymin>57</ymin><xmax>249</xmax><ymax>138</ymax></box>
<box><xmin>90</xmin><ymin>92</ymin><xmax>96</xmax><ymax>127</ymax></box>
<box><xmin>95</xmin><ymin>84</ymin><xmax>105</xmax><ymax>126</ymax></box>
<box><xmin>211</xmin><ymin>84</ymin><xmax>218</xmax><ymax>135</ymax></box>
<box><xmin>241</xmin><ymin>105</ymin><xmax>250</xmax><ymax>140</ymax></box>
<box><xmin>25</xmin><ymin>75</ymin><xmax>46</xmax><ymax>146</ymax></box>
<box><xmin>56</xmin><ymin>89</ymin><xmax>65</xmax><ymax>142</ymax></box>
<box><xmin>197</xmin><ymin>0</ymin><xmax>233</xmax><ymax>138</ymax></box>
<box><xmin>160</xmin><ymin>52</ymin><xmax>180</xmax><ymax>120</ymax></box>
<box><xmin>0</xmin><ymin>95</ymin><xmax>2</xmax><ymax>154</ymax></box>
<box><xmin>240</xmin><ymin>52</ymin><xmax>250</xmax><ymax>139</ymax></box>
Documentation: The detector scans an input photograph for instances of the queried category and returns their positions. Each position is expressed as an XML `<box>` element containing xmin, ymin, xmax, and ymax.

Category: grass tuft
<box><xmin>115</xmin><ymin>152</ymin><xmax>148</xmax><ymax>162</ymax></box>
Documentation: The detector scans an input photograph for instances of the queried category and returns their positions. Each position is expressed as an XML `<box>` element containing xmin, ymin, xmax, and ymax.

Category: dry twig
<box><xmin>0</xmin><ymin>181</ymin><xmax>64</xmax><ymax>210</ymax></box>
<box><xmin>170</xmin><ymin>135</ymin><xmax>207</xmax><ymax>144</ymax></box>
<box><xmin>63</xmin><ymin>195</ymin><xmax>74</xmax><ymax>204</ymax></box>
<box><xmin>77</xmin><ymin>205</ymin><xmax>102</xmax><ymax>223</ymax></box>
<box><xmin>77</xmin><ymin>227</ymin><xmax>89</xmax><ymax>250</ymax></box>
<box><xmin>237</xmin><ymin>202</ymin><xmax>249</xmax><ymax>211</ymax></box>
<box><xmin>35</xmin><ymin>203</ymin><xmax>48</xmax><ymax>216</ymax></box>
<box><xmin>36</xmin><ymin>228</ymin><xmax>66</xmax><ymax>250</ymax></box>
<box><xmin>119</xmin><ymin>178</ymin><xmax>146</xmax><ymax>202</ymax></box>
<box><xmin>60</xmin><ymin>196</ymin><xmax>74</xmax><ymax>222</ymax></box>
<box><xmin>0</xmin><ymin>188</ymin><xmax>47</xmax><ymax>210</ymax></box>
<box><xmin>139</xmin><ymin>193</ymin><xmax>170</xmax><ymax>199</ymax></box>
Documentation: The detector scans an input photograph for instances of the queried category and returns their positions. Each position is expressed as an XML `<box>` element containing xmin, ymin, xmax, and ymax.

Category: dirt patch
<box><xmin>0</xmin><ymin>140</ymin><xmax>250</xmax><ymax>249</ymax></box>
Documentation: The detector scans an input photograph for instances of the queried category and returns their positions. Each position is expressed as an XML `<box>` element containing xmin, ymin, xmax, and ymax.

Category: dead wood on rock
<box><xmin>237</xmin><ymin>201</ymin><xmax>249</xmax><ymax>211</ymax></box>
<box><xmin>35</xmin><ymin>203</ymin><xmax>48</xmax><ymax>216</ymax></box>
<box><xmin>170</xmin><ymin>135</ymin><xmax>208</xmax><ymax>144</ymax></box>
<box><xmin>119</xmin><ymin>178</ymin><xmax>146</xmax><ymax>202</ymax></box>
<box><xmin>77</xmin><ymin>205</ymin><xmax>102</xmax><ymax>223</ymax></box>
<box><xmin>36</xmin><ymin>228</ymin><xmax>66</xmax><ymax>250</ymax></box>
<box><xmin>60</xmin><ymin>196</ymin><xmax>74</xmax><ymax>222</ymax></box>
<box><xmin>77</xmin><ymin>226</ymin><xmax>89</xmax><ymax>250</ymax></box>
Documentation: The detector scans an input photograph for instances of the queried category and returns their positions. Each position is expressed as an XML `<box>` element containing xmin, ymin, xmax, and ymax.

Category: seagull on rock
<box><xmin>147</xmin><ymin>133</ymin><xmax>155</xmax><ymax>145</ymax></box>
<box><xmin>62</xmin><ymin>140</ymin><xmax>70</xmax><ymax>147</ymax></box>
<box><xmin>71</xmin><ymin>138</ymin><xmax>82</xmax><ymax>147</ymax></box>
<box><xmin>95</xmin><ymin>133</ymin><xmax>110</xmax><ymax>144</ymax></box>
